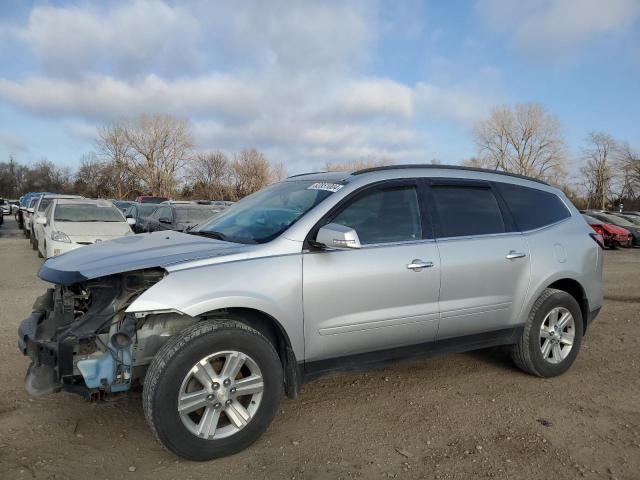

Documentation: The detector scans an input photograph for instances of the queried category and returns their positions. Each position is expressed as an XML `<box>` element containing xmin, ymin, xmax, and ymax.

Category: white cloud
<box><xmin>476</xmin><ymin>0</ymin><xmax>640</xmax><ymax>58</ymax></box>
<box><xmin>15</xmin><ymin>0</ymin><xmax>202</xmax><ymax>78</ymax></box>
<box><xmin>0</xmin><ymin>1</ymin><xmax>493</xmax><ymax>170</ymax></box>
<box><xmin>0</xmin><ymin>132</ymin><xmax>28</xmax><ymax>152</ymax></box>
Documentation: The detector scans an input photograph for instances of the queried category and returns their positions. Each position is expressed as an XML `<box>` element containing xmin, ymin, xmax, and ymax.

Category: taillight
<box><xmin>590</xmin><ymin>233</ymin><xmax>605</xmax><ymax>249</ymax></box>
<box><xmin>591</xmin><ymin>225</ymin><xmax>604</xmax><ymax>235</ymax></box>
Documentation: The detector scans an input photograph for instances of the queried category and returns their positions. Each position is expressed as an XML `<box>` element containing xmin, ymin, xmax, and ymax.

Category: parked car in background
<box><xmin>10</xmin><ymin>200</ymin><xmax>20</xmax><ymax>215</ymax></box>
<box><xmin>112</xmin><ymin>200</ymin><xmax>136</xmax><ymax>213</ymax></box>
<box><xmin>161</xmin><ymin>200</ymin><xmax>193</xmax><ymax>205</ymax></box>
<box><xmin>124</xmin><ymin>203</ymin><xmax>161</xmax><ymax>233</ymax></box>
<box><xmin>36</xmin><ymin>198</ymin><xmax>135</xmax><ymax>259</ymax></box>
<box><xmin>0</xmin><ymin>206</ymin><xmax>3</xmax><ymax>225</ymax></box>
<box><xmin>622</xmin><ymin>211</ymin><xmax>640</xmax><ymax>218</ymax></box>
<box><xmin>18</xmin><ymin>165</ymin><xmax>603</xmax><ymax>460</ymax></box>
<box><xmin>582</xmin><ymin>214</ymin><xmax>632</xmax><ymax>248</ymax></box>
<box><xmin>0</xmin><ymin>199</ymin><xmax>10</xmax><ymax>215</ymax></box>
<box><xmin>135</xmin><ymin>195</ymin><xmax>169</xmax><ymax>204</ymax></box>
<box><xmin>23</xmin><ymin>197</ymin><xmax>41</xmax><ymax>238</ymax></box>
<box><xmin>611</xmin><ymin>212</ymin><xmax>640</xmax><ymax>226</ymax></box>
<box><xmin>32</xmin><ymin>194</ymin><xmax>84</xmax><ymax>253</ymax></box>
<box><xmin>585</xmin><ymin>211</ymin><xmax>640</xmax><ymax>246</ymax></box>
<box><xmin>146</xmin><ymin>204</ymin><xmax>221</xmax><ymax>232</ymax></box>
<box><xmin>17</xmin><ymin>192</ymin><xmax>44</xmax><ymax>229</ymax></box>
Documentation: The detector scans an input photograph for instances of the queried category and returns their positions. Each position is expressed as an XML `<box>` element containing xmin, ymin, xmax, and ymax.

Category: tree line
<box><xmin>1</xmin><ymin>107</ymin><xmax>638</xmax><ymax>210</ymax></box>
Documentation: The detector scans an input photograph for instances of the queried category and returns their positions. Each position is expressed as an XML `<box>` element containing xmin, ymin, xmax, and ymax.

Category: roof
<box><xmin>287</xmin><ymin>164</ymin><xmax>549</xmax><ymax>186</ymax></box>
<box><xmin>55</xmin><ymin>198</ymin><xmax>115</xmax><ymax>206</ymax></box>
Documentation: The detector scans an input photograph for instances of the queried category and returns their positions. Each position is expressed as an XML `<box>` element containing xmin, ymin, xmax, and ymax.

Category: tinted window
<box><xmin>332</xmin><ymin>186</ymin><xmax>422</xmax><ymax>245</ymax></box>
<box><xmin>432</xmin><ymin>186</ymin><xmax>505</xmax><ymax>238</ymax></box>
<box><xmin>495</xmin><ymin>183</ymin><xmax>570</xmax><ymax>231</ymax></box>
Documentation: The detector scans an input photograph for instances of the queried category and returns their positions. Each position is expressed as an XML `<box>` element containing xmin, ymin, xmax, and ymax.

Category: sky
<box><xmin>0</xmin><ymin>0</ymin><xmax>638</xmax><ymax>175</ymax></box>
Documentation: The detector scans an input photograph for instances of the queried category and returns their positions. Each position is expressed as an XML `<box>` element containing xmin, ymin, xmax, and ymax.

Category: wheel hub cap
<box><xmin>177</xmin><ymin>350</ymin><xmax>264</xmax><ymax>440</ymax></box>
<box><xmin>539</xmin><ymin>307</ymin><xmax>575</xmax><ymax>364</ymax></box>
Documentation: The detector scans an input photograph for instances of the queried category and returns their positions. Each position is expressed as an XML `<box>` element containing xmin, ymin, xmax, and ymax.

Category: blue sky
<box><xmin>0</xmin><ymin>0</ymin><xmax>638</xmax><ymax>175</ymax></box>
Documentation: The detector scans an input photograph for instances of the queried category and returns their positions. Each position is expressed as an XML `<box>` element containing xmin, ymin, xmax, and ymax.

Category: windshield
<box><xmin>28</xmin><ymin>198</ymin><xmax>39</xmax><ymax>208</ymax></box>
<box><xmin>194</xmin><ymin>180</ymin><xmax>339</xmax><ymax>243</ymax></box>
<box><xmin>174</xmin><ymin>207</ymin><xmax>219</xmax><ymax>224</ymax></box>
<box><xmin>54</xmin><ymin>204</ymin><xmax>125</xmax><ymax>222</ymax></box>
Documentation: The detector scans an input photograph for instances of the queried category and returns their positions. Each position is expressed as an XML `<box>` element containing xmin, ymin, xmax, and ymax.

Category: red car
<box><xmin>582</xmin><ymin>214</ymin><xmax>632</xmax><ymax>248</ymax></box>
<box><xmin>134</xmin><ymin>195</ymin><xmax>169</xmax><ymax>204</ymax></box>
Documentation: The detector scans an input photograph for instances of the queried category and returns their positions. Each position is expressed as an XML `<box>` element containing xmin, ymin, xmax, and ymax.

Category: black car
<box><xmin>146</xmin><ymin>204</ymin><xmax>221</xmax><ymax>232</ymax></box>
<box><xmin>112</xmin><ymin>200</ymin><xmax>136</xmax><ymax>213</ymax></box>
<box><xmin>587</xmin><ymin>211</ymin><xmax>640</xmax><ymax>246</ymax></box>
<box><xmin>124</xmin><ymin>203</ymin><xmax>161</xmax><ymax>233</ymax></box>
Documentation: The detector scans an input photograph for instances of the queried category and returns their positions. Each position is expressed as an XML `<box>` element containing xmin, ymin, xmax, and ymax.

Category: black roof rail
<box><xmin>287</xmin><ymin>171</ymin><xmax>329</xmax><ymax>178</ymax></box>
<box><xmin>351</xmin><ymin>164</ymin><xmax>549</xmax><ymax>185</ymax></box>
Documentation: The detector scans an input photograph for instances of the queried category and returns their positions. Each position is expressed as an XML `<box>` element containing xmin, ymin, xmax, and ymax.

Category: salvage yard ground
<box><xmin>1</xmin><ymin>216</ymin><xmax>639</xmax><ymax>480</ymax></box>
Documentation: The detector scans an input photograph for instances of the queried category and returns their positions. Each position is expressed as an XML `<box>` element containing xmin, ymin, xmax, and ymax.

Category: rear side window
<box><xmin>495</xmin><ymin>183</ymin><xmax>570</xmax><ymax>231</ymax></box>
<box><xmin>431</xmin><ymin>186</ymin><xmax>505</xmax><ymax>238</ymax></box>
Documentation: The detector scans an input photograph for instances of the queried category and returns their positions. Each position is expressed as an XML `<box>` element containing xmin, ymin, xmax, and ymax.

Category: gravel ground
<box><xmin>1</xmin><ymin>216</ymin><xmax>639</xmax><ymax>480</ymax></box>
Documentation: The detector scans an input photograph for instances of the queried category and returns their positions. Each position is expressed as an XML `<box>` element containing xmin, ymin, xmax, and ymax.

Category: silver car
<box><xmin>18</xmin><ymin>165</ymin><xmax>603</xmax><ymax>461</ymax></box>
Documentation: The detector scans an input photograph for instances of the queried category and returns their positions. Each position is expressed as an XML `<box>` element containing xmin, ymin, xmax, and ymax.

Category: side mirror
<box><xmin>159</xmin><ymin>217</ymin><xmax>171</xmax><ymax>224</ymax></box>
<box><xmin>27</xmin><ymin>208</ymin><xmax>34</xmax><ymax>214</ymax></box>
<box><xmin>36</xmin><ymin>217</ymin><xmax>47</xmax><ymax>225</ymax></box>
<box><xmin>126</xmin><ymin>217</ymin><xmax>136</xmax><ymax>226</ymax></box>
<box><xmin>315</xmin><ymin>223</ymin><xmax>361</xmax><ymax>249</ymax></box>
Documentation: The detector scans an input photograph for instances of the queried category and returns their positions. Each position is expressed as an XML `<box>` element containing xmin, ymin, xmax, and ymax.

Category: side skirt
<box><xmin>300</xmin><ymin>326</ymin><xmax>524</xmax><ymax>383</ymax></box>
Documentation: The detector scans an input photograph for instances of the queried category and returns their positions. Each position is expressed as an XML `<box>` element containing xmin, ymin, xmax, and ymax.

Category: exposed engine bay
<box><xmin>17</xmin><ymin>268</ymin><xmax>196</xmax><ymax>400</ymax></box>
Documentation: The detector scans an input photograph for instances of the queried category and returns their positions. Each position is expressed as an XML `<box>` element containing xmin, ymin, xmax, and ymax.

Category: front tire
<box><xmin>511</xmin><ymin>288</ymin><xmax>583</xmax><ymax>377</ymax></box>
<box><xmin>142</xmin><ymin>319</ymin><xmax>283</xmax><ymax>461</ymax></box>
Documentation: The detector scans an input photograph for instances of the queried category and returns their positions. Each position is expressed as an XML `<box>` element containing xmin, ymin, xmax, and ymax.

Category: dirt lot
<box><xmin>1</xmin><ymin>217</ymin><xmax>639</xmax><ymax>480</ymax></box>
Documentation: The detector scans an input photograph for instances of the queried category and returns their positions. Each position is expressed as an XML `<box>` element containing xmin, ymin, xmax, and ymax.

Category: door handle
<box><xmin>407</xmin><ymin>259</ymin><xmax>434</xmax><ymax>271</ymax></box>
<box><xmin>505</xmin><ymin>250</ymin><xmax>527</xmax><ymax>260</ymax></box>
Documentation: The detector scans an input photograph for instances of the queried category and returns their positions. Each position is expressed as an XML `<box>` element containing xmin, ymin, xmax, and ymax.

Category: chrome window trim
<box><xmin>435</xmin><ymin>231</ymin><xmax>522</xmax><ymax>243</ymax></box>
<box><xmin>519</xmin><ymin>216</ymin><xmax>572</xmax><ymax>234</ymax></box>
<box><xmin>302</xmin><ymin>237</ymin><xmax>436</xmax><ymax>254</ymax></box>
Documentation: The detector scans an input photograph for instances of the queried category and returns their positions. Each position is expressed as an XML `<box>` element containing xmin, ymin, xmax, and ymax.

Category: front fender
<box><xmin>126</xmin><ymin>254</ymin><xmax>304</xmax><ymax>359</ymax></box>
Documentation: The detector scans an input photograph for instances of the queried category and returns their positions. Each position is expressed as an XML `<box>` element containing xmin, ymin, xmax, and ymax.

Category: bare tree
<box><xmin>187</xmin><ymin>150</ymin><xmax>232</xmax><ymax>200</ymax></box>
<box><xmin>95</xmin><ymin>121</ymin><xmax>136</xmax><ymax>199</ymax></box>
<box><xmin>231</xmin><ymin>149</ymin><xmax>272</xmax><ymax>199</ymax></box>
<box><xmin>580</xmin><ymin>132</ymin><xmax>619</xmax><ymax>210</ymax></box>
<box><xmin>472</xmin><ymin>103</ymin><xmax>568</xmax><ymax>184</ymax></box>
<box><xmin>613</xmin><ymin>142</ymin><xmax>640</xmax><ymax>210</ymax></box>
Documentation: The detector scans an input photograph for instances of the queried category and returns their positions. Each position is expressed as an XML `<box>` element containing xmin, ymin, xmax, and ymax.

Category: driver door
<box><xmin>302</xmin><ymin>180</ymin><xmax>441</xmax><ymax>367</ymax></box>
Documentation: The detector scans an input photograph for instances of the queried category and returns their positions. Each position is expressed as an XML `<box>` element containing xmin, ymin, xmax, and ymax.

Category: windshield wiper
<box><xmin>187</xmin><ymin>230</ymin><xmax>228</xmax><ymax>241</ymax></box>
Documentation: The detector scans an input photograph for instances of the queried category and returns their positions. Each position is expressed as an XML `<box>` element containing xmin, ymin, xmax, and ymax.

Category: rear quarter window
<box><xmin>495</xmin><ymin>183</ymin><xmax>571</xmax><ymax>231</ymax></box>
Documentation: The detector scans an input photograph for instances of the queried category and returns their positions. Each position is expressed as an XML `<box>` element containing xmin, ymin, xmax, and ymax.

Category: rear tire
<box><xmin>142</xmin><ymin>319</ymin><xmax>283</xmax><ymax>461</ymax></box>
<box><xmin>511</xmin><ymin>288</ymin><xmax>583</xmax><ymax>377</ymax></box>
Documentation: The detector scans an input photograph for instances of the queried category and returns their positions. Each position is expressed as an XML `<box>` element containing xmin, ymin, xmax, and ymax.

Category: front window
<box><xmin>194</xmin><ymin>180</ymin><xmax>339</xmax><ymax>244</ymax></box>
<box><xmin>54</xmin><ymin>204</ymin><xmax>125</xmax><ymax>222</ymax></box>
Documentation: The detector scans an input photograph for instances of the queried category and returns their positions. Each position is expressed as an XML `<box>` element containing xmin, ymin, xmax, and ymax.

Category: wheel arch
<box><xmin>545</xmin><ymin>278</ymin><xmax>589</xmax><ymax>334</ymax></box>
<box><xmin>199</xmin><ymin>307</ymin><xmax>300</xmax><ymax>399</ymax></box>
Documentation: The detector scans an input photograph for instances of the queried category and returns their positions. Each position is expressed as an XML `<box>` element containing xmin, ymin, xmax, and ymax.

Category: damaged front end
<box><xmin>18</xmin><ymin>269</ymin><xmax>168</xmax><ymax>399</ymax></box>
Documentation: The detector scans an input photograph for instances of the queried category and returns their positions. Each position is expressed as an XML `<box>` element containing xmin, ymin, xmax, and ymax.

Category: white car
<box><xmin>36</xmin><ymin>198</ymin><xmax>136</xmax><ymax>258</ymax></box>
<box><xmin>23</xmin><ymin>197</ymin><xmax>40</xmax><ymax>237</ymax></box>
<box><xmin>32</xmin><ymin>194</ymin><xmax>83</xmax><ymax>253</ymax></box>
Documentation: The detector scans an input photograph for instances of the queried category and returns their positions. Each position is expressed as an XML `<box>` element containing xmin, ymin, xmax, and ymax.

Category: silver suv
<box><xmin>18</xmin><ymin>165</ymin><xmax>603</xmax><ymax>460</ymax></box>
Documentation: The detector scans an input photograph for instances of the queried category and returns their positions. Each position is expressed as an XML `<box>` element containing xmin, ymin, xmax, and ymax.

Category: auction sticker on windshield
<box><xmin>307</xmin><ymin>182</ymin><xmax>344</xmax><ymax>193</ymax></box>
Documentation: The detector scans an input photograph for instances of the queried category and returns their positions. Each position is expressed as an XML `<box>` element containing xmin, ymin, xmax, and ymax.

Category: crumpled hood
<box><xmin>39</xmin><ymin>230</ymin><xmax>249</xmax><ymax>285</ymax></box>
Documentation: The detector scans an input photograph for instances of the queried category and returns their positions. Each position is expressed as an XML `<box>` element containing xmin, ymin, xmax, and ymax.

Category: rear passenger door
<box><xmin>427</xmin><ymin>179</ymin><xmax>531</xmax><ymax>340</ymax></box>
